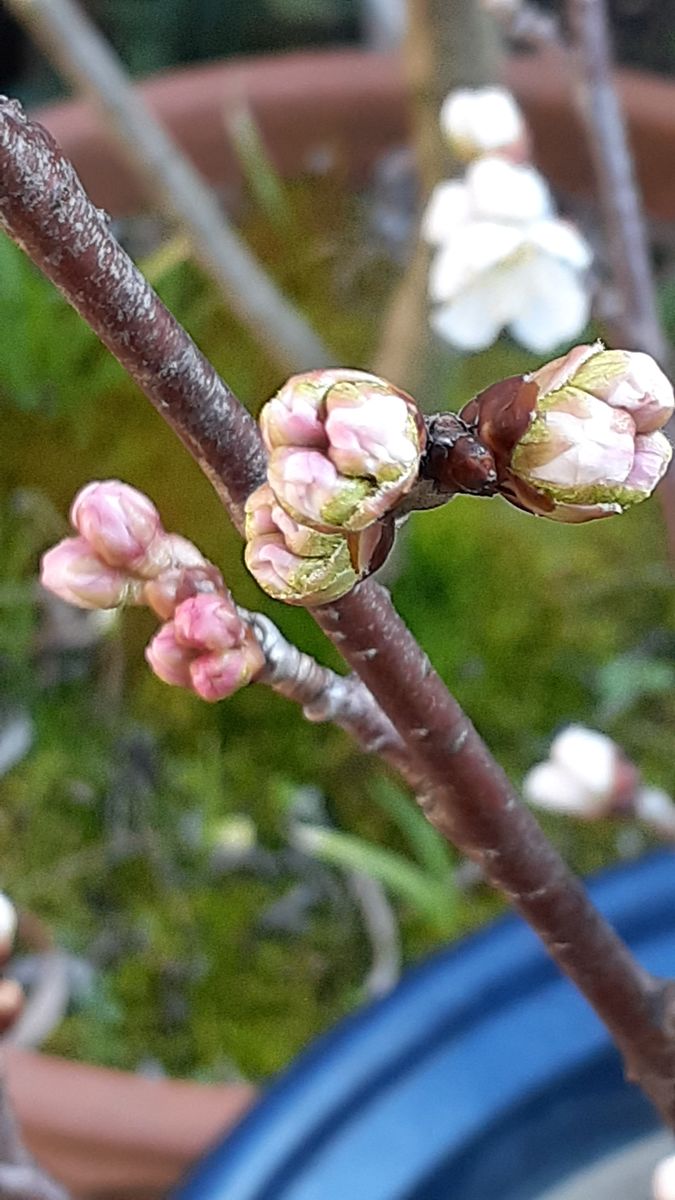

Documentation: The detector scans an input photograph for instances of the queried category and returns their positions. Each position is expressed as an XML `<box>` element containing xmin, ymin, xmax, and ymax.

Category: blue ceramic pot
<box><xmin>176</xmin><ymin>851</ymin><xmax>675</xmax><ymax>1200</ymax></box>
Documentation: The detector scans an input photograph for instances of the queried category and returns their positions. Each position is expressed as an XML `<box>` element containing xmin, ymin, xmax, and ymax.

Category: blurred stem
<box><xmin>565</xmin><ymin>0</ymin><xmax>675</xmax><ymax>561</ymax></box>
<box><xmin>566</xmin><ymin>0</ymin><xmax>665</xmax><ymax>360</ymax></box>
<box><xmin>375</xmin><ymin>0</ymin><xmax>500</xmax><ymax>403</ymax></box>
<box><xmin>6</xmin><ymin>98</ymin><xmax>675</xmax><ymax>1129</ymax></box>
<box><xmin>6</xmin><ymin>0</ymin><xmax>331</xmax><ymax>376</ymax></box>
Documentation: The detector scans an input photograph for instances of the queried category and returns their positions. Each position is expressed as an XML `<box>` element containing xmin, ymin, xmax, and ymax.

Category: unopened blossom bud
<box><xmin>461</xmin><ymin>343</ymin><xmax>674</xmax><ymax>522</ymax></box>
<box><xmin>145</xmin><ymin>621</ymin><xmax>194</xmax><ymax>689</ymax></box>
<box><xmin>523</xmin><ymin>725</ymin><xmax>638</xmax><ymax>819</ymax></box>
<box><xmin>0</xmin><ymin>893</ymin><xmax>17</xmax><ymax>963</ymax></box>
<box><xmin>190</xmin><ymin>647</ymin><xmax>260</xmax><ymax>702</ymax></box>
<box><xmin>260</xmin><ymin>370</ymin><xmax>425</xmax><ymax>533</ymax></box>
<box><xmin>41</xmin><ymin>537</ymin><xmax>142</xmax><ymax>609</ymax></box>
<box><xmin>439</xmin><ymin>87</ymin><xmax>529</xmax><ymax>163</ymax></box>
<box><xmin>71</xmin><ymin>480</ymin><xmax>169</xmax><ymax>576</ymax></box>
<box><xmin>244</xmin><ymin>483</ymin><xmax>392</xmax><ymax>606</ymax></box>
<box><xmin>173</xmin><ymin>593</ymin><xmax>247</xmax><ymax>652</ymax></box>
<box><xmin>146</xmin><ymin>594</ymin><xmax>264</xmax><ymax>701</ymax></box>
<box><xmin>141</xmin><ymin>535</ymin><xmax>222</xmax><ymax>620</ymax></box>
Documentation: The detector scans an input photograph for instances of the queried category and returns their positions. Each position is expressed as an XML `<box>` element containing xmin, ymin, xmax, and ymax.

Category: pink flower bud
<box><xmin>189</xmin><ymin>646</ymin><xmax>260</xmax><ymax>702</ymax></box>
<box><xmin>244</xmin><ymin>483</ymin><xmax>392</xmax><ymax>606</ymax></box>
<box><xmin>141</xmin><ymin>535</ymin><xmax>222</xmax><ymax>620</ymax></box>
<box><xmin>145</xmin><ymin>622</ymin><xmax>194</xmax><ymax>689</ymax></box>
<box><xmin>71</xmin><ymin>480</ymin><xmax>169</xmax><ymax>576</ymax></box>
<box><xmin>146</xmin><ymin>595</ymin><xmax>264</xmax><ymax>701</ymax></box>
<box><xmin>259</xmin><ymin>370</ymin><xmax>425</xmax><ymax>533</ymax></box>
<box><xmin>41</xmin><ymin>537</ymin><xmax>142</xmax><ymax>609</ymax></box>
<box><xmin>461</xmin><ymin>344</ymin><xmax>673</xmax><ymax>522</ymax></box>
<box><xmin>173</xmin><ymin>593</ymin><xmax>247</xmax><ymax>651</ymax></box>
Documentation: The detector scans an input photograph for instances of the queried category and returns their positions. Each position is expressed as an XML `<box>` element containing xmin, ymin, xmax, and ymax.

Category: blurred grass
<box><xmin>0</xmin><ymin>172</ymin><xmax>673</xmax><ymax>1081</ymax></box>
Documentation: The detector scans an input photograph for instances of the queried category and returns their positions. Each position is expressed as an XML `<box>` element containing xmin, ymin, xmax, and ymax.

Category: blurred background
<box><xmin>1</xmin><ymin>0</ymin><xmax>675</xmax><ymax>1102</ymax></box>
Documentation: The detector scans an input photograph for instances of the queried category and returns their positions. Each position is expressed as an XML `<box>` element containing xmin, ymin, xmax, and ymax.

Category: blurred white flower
<box><xmin>439</xmin><ymin>87</ymin><xmax>528</xmax><ymax>162</ymax></box>
<box><xmin>524</xmin><ymin>725</ymin><xmax>675</xmax><ymax>840</ymax></box>
<box><xmin>0</xmin><ymin>892</ymin><xmax>17</xmax><ymax>959</ymax></box>
<box><xmin>523</xmin><ymin>726</ymin><xmax>620</xmax><ymax>819</ymax></box>
<box><xmin>653</xmin><ymin>1153</ymin><xmax>675</xmax><ymax>1200</ymax></box>
<box><xmin>634</xmin><ymin>788</ymin><xmax>675</xmax><ymax>841</ymax></box>
<box><xmin>423</xmin><ymin>156</ymin><xmax>592</xmax><ymax>353</ymax></box>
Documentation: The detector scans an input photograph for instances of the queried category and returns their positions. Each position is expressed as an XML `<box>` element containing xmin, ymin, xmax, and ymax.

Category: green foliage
<box><xmin>296</xmin><ymin>825</ymin><xmax>457</xmax><ymax>936</ymax></box>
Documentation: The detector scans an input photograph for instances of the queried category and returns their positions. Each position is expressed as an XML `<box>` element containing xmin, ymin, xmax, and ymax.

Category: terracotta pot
<box><xmin>4</xmin><ymin>1046</ymin><xmax>255</xmax><ymax>1199</ymax></box>
<box><xmin>33</xmin><ymin>46</ymin><xmax>675</xmax><ymax>222</ymax></box>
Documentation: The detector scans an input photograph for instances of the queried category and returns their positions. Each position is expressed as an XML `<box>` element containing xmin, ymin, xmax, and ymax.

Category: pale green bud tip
<box><xmin>244</xmin><ymin>484</ymin><xmax>388</xmax><ymax>606</ymax></box>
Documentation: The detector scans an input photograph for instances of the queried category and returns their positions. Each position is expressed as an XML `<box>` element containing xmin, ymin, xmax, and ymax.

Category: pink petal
<box><xmin>41</xmin><ymin>537</ymin><xmax>137</xmax><ymax>609</ymax></box>
<box><xmin>623</xmin><ymin>431</ymin><xmax>672</xmax><ymax>495</ymax></box>
<box><xmin>145</xmin><ymin>623</ymin><xmax>194</xmax><ymax>688</ymax></box>
<box><xmin>173</xmin><ymin>593</ymin><xmax>245</xmax><ymax>652</ymax></box>
<box><xmin>190</xmin><ymin>647</ymin><xmax>258</xmax><ymax>701</ymax></box>
<box><xmin>71</xmin><ymin>480</ymin><xmax>167</xmax><ymax>575</ymax></box>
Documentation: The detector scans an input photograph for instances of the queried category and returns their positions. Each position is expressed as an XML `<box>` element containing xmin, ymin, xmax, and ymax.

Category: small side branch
<box><xmin>247</xmin><ymin>610</ymin><xmax>426</xmax><ymax>790</ymax></box>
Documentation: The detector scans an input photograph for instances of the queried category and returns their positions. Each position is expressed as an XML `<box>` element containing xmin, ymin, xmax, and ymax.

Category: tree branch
<box><xmin>6</xmin><ymin>0</ymin><xmax>331</xmax><ymax>376</ymax></box>
<box><xmin>4</xmin><ymin>97</ymin><xmax>675</xmax><ymax>1126</ymax></box>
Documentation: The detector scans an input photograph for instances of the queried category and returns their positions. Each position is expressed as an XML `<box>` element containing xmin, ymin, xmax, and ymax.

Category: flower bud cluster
<box><xmin>423</xmin><ymin>87</ymin><xmax>593</xmax><ymax>353</ymax></box>
<box><xmin>246</xmin><ymin>369</ymin><xmax>423</xmax><ymax>605</ymax></box>
<box><xmin>460</xmin><ymin>342</ymin><xmax>673</xmax><ymax>521</ymax></box>
<box><xmin>41</xmin><ymin>480</ymin><xmax>264</xmax><ymax>702</ymax></box>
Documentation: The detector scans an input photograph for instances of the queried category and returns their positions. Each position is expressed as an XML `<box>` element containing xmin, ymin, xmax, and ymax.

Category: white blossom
<box><xmin>523</xmin><ymin>726</ymin><xmax>621</xmax><ymax>819</ymax></box>
<box><xmin>0</xmin><ymin>893</ymin><xmax>17</xmax><ymax>955</ymax></box>
<box><xmin>653</xmin><ymin>1153</ymin><xmax>675</xmax><ymax>1200</ymax></box>
<box><xmin>423</xmin><ymin>156</ymin><xmax>593</xmax><ymax>354</ymax></box>
<box><xmin>439</xmin><ymin>87</ymin><xmax>527</xmax><ymax>162</ymax></box>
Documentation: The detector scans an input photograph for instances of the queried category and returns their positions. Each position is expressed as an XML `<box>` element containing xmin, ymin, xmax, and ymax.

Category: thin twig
<box><xmin>344</xmin><ymin>870</ymin><xmax>401</xmax><ymax>998</ymax></box>
<box><xmin>5</xmin><ymin>0</ymin><xmax>331</xmax><ymax>375</ymax></box>
<box><xmin>4</xmin><ymin>98</ymin><xmax>675</xmax><ymax>1127</ymax></box>
<box><xmin>248</xmin><ymin>611</ymin><xmax>409</xmax><ymax>766</ymax></box>
<box><xmin>565</xmin><ymin>0</ymin><xmax>675</xmax><ymax>565</ymax></box>
<box><xmin>566</xmin><ymin>0</ymin><xmax>665</xmax><ymax>361</ymax></box>
<box><xmin>482</xmin><ymin>0</ymin><xmax>560</xmax><ymax>50</ymax></box>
